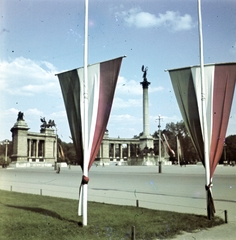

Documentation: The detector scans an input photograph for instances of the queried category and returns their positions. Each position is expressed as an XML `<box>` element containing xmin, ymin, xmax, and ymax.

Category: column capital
<box><xmin>140</xmin><ymin>80</ymin><xmax>150</xmax><ymax>89</ymax></box>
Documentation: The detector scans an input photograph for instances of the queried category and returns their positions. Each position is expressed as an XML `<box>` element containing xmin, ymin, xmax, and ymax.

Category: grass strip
<box><xmin>0</xmin><ymin>190</ymin><xmax>224</xmax><ymax>240</ymax></box>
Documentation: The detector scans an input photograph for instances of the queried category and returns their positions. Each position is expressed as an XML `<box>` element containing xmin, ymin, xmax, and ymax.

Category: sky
<box><xmin>1</xmin><ymin>0</ymin><xmax>236</xmax><ymax>143</ymax></box>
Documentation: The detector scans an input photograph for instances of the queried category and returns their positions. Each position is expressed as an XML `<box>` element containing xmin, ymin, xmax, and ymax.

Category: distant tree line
<box><xmin>56</xmin><ymin>120</ymin><xmax>236</xmax><ymax>165</ymax></box>
<box><xmin>224</xmin><ymin>135</ymin><xmax>236</xmax><ymax>164</ymax></box>
<box><xmin>152</xmin><ymin>121</ymin><xmax>199</xmax><ymax>164</ymax></box>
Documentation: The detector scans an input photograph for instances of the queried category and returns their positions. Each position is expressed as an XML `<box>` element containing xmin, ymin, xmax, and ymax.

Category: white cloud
<box><xmin>108</xmin><ymin>114</ymin><xmax>142</xmax><ymax>137</ymax></box>
<box><xmin>113</xmin><ymin>97</ymin><xmax>141</xmax><ymax>109</ymax></box>
<box><xmin>150</xmin><ymin>86</ymin><xmax>164</xmax><ymax>93</ymax></box>
<box><xmin>116</xmin><ymin>76</ymin><xmax>142</xmax><ymax>95</ymax></box>
<box><xmin>158</xmin><ymin>11</ymin><xmax>194</xmax><ymax>31</ymax></box>
<box><xmin>2</xmin><ymin>108</ymin><xmax>44</xmax><ymax>125</ymax></box>
<box><xmin>2</xmin><ymin>108</ymin><xmax>19</xmax><ymax>117</ymax></box>
<box><xmin>49</xmin><ymin>111</ymin><xmax>67</xmax><ymax>122</ymax></box>
<box><xmin>0</xmin><ymin>57</ymin><xmax>60</xmax><ymax>96</ymax></box>
<box><xmin>116</xmin><ymin>76</ymin><xmax>163</xmax><ymax>96</ymax></box>
<box><xmin>123</xmin><ymin>8</ymin><xmax>159</xmax><ymax>28</ymax></box>
<box><xmin>114</xmin><ymin>76</ymin><xmax>163</xmax><ymax>110</ymax></box>
<box><xmin>25</xmin><ymin>108</ymin><xmax>43</xmax><ymax>117</ymax></box>
<box><xmin>110</xmin><ymin>114</ymin><xmax>141</xmax><ymax>123</ymax></box>
<box><xmin>117</xmin><ymin>8</ymin><xmax>194</xmax><ymax>31</ymax></box>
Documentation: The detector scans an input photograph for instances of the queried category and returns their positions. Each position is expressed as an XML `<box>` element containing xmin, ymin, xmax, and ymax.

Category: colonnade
<box><xmin>109</xmin><ymin>142</ymin><xmax>140</xmax><ymax>159</ymax></box>
<box><xmin>98</xmin><ymin>138</ymin><xmax>140</xmax><ymax>161</ymax></box>
<box><xmin>27</xmin><ymin>139</ymin><xmax>45</xmax><ymax>159</ymax></box>
<box><xmin>25</xmin><ymin>129</ymin><xmax>56</xmax><ymax>162</ymax></box>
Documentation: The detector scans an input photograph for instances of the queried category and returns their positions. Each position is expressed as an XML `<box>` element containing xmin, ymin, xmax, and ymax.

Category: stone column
<box><xmin>41</xmin><ymin>128</ymin><xmax>56</xmax><ymax>163</ymax></box>
<box><xmin>140</xmin><ymin>80</ymin><xmax>150</xmax><ymax>137</ymax></box>
<box><xmin>119</xmin><ymin>144</ymin><xmax>123</xmax><ymax>159</ymax></box>
<box><xmin>32</xmin><ymin>140</ymin><xmax>36</xmax><ymax>157</ymax></box>
<box><xmin>99</xmin><ymin>144</ymin><xmax>102</xmax><ymax>158</ymax></box>
<box><xmin>134</xmin><ymin>144</ymin><xmax>137</xmax><ymax>156</ymax></box>
<box><xmin>54</xmin><ymin>140</ymin><xmax>56</xmax><ymax>158</ymax></box>
<box><xmin>140</xmin><ymin>68</ymin><xmax>153</xmax><ymax>150</ymax></box>
<box><xmin>28</xmin><ymin>139</ymin><xmax>32</xmax><ymax>158</ymax></box>
<box><xmin>127</xmin><ymin>144</ymin><xmax>130</xmax><ymax>158</ymax></box>
<box><xmin>101</xmin><ymin>130</ymin><xmax>110</xmax><ymax>164</ymax></box>
<box><xmin>36</xmin><ymin>140</ymin><xmax>39</xmax><ymax>158</ymax></box>
<box><xmin>113</xmin><ymin>143</ymin><xmax>115</xmax><ymax>159</ymax></box>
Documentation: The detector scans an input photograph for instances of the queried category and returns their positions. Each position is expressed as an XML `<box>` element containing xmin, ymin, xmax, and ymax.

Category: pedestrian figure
<box><xmin>56</xmin><ymin>164</ymin><xmax>60</xmax><ymax>174</ymax></box>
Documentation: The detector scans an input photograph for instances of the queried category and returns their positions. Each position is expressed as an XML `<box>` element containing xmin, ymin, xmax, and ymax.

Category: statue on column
<box><xmin>142</xmin><ymin>65</ymin><xmax>148</xmax><ymax>81</ymax></box>
<box><xmin>140</xmin><ymin>65</ymin><xmax>150</xmax><ymax>88</ymax></box>
<box><xmin>17</xmin><ymin>111</ymin><xmax>24</xmax><ymax>121</ymax></box>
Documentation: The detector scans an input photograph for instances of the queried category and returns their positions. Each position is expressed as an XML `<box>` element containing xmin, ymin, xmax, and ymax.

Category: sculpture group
<box><xmin>40</xmin><ymin>117</ymin><xmax>56</xmax><ymax>129</ymax></box>
<box><xmin>17</xmin><ymin>111</ymin><xmax>24</xmax><ymax>121</ymax></box>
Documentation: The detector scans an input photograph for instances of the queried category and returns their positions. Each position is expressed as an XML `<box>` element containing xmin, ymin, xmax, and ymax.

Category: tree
<box><xmin>225</xmin><ymin>135</ymin><xmax>236</xmax><ymax>162</ymax></box>
<box><xmin>57</xmin><ymin>139</ymin><xmax>77</xmax><ymax>164</ymax></box>
<box><xmin>155</xmin><ymin>121</ymin><xmax>200</xmax><ymax>164</ymax></box>
<box><xmin>0</xmin><ymin>141</ymin><xmax>12</xmax><ymax>167</ymax></box>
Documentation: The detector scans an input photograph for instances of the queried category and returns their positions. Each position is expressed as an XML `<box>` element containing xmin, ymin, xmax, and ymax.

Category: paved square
<box><xmin>1</xmin><ymin>164</ymin><xmax>235</xmax><ymax>239</ymax></box>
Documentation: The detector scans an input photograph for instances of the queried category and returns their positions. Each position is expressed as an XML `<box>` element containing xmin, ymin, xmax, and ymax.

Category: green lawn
<box><xmin>0</xmin><ymin>190</ymin><xmax>224</xmax><ymax>240</ymax></box>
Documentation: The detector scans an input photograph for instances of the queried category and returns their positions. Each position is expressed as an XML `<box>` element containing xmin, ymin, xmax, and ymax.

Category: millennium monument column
<box><xmin>140</xmin><ymin>65</ymin><xmax>154</xmax><ymax>150</ymax></box>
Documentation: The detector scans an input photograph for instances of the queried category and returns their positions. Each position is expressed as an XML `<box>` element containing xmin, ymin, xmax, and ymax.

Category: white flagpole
<box><xmin>197</xmin><ymin>0</ymin><xmax>211</xmax><ymax>219</ymax></box>
<box><xmin>82</xmin><ymin>0</ymin><xmax>89</xmax><ymax>226</ymax></box>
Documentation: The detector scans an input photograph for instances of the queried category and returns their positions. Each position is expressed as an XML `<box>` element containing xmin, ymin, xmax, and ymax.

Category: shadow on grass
<box><xmin>4</xmin><ymin>203</ymin><xmax>83</xmax><ymax>226</ymax></box>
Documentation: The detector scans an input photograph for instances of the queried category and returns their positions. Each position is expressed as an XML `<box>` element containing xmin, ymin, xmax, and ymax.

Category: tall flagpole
<box><xmin>197</xmin><ymin>0</ymin><xmax>211</xmax><ymax>219</ymax></box>
<box><xmin>82</xmin><ymin>0</ymin><xmax>89</xmax><ymax>226</ymax></box>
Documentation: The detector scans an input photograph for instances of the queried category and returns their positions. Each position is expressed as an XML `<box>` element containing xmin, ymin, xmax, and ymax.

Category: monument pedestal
<box><xmin>11</xmin><ymin>120</ymin><xmax>29</xmax><ymax>162</ymax></box>
<box><xmin>139</xmin><ymin>135</ymin><xmax>154</xmax><ymax>150</ymax></box>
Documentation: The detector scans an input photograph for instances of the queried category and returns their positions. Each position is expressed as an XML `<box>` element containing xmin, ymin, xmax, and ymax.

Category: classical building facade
<box><xmin>10</xmin><ymin>113</ymin><xmax>57</xmax><ymax>167</ymax></box>
<box><xmin>95</xmin><ymin>130</ymin><xmax>170</xmax><ymax>166</ymax></box>
<box><xmin>10</xmin><ymin>115</ymin><xmax>170</xmax><ymax>167</ymax></box>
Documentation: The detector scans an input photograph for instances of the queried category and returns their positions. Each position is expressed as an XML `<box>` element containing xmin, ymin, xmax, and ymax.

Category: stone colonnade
<box><xmin>96</xmin><ymin>131</ymin><xmax>171</xmax><ymax>166</ymax></box>
<box><xmin>11</xmin><ymin>119</ymin><xmax>57</xmax><ymax>165</ymax></box>
<box><xmin>96</xmin><ymin>131</ymin><xmax>141</xmax><ymax>164</ymax></box>
<box><xmin>99</xmin><ymin>141</ymin><xmax>140</xmax><ymax>160</ymax></box>
<box><xmin>26</xmin><ymin>129</ymin><xmax>56</xmax><ymax>163</ymax></box>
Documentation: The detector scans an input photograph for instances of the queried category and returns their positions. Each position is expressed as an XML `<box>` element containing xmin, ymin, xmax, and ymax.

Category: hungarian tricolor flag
<box><xmin>168</xmin><ymin>62</ymin><xmax>236</xmax><ymax>218</ymax></box>
<box><xmin>57</xmin><ymin>57</ymin><xmax>123</xmax><ymax>170</ymax></box>
<box><xmin>56</xmin><ymin>57</ymin><xmax>123</xmax><ymax>217</ymax></box>
<box><xmin>162</xmin><ymin>133</ymin><xmax>175</xmax><ymax>157</ymax></box>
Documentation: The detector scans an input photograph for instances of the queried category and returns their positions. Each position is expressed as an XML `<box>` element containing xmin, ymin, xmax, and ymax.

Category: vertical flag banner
<box><xmin>168</xmin><ymin>62</ymin><xmax>236</xmax><ymax>217</ymax></box>
<box><xmin>162</xmin><ymin>133</ymin><xmax>175</xmax><ymax>157</ymax></box>
<box><xmin>57</xmin><ymin>57</ymin><xmax>123</xmax><ymax>170</ymax></box>
<box><xmin>56</xmin><ymin>56</ymin><xmax>124</xmax><ymax>220</ymax></box>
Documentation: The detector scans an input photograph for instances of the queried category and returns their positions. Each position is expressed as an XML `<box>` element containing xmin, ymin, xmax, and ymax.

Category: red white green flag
<box><xmin>168</xmin><ymin>62</ymin><xmax>236</xmax><ymax>217</ymax></box>
<box><xmin>168</xmin><ymin>63</ymin><xmax>236</xmax><ymax>177</ymax></box>
<box><xmin>57</xmin><ymin>57</ymin><xmax>123</xmax><ymax>171</ymax></box>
